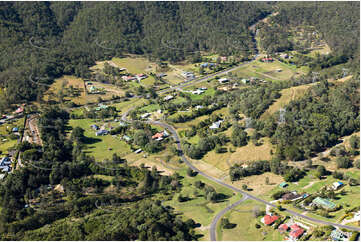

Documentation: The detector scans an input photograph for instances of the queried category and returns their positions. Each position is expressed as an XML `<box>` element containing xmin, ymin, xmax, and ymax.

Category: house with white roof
<box><xmin>209</xmin><ymin>120</ymin><xmax>223</xmax><ymax>129</ymax></box>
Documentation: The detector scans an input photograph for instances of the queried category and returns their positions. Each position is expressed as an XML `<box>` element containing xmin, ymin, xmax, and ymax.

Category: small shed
<box><xmin>279</xmin><ymin>182</ymin><xmax>288</xmax><ymax>188</ymax></box>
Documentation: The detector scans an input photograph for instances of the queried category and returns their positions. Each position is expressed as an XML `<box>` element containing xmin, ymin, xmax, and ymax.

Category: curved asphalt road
<box><xmin>121</xmin><ymin>116</ymin><xmax>360</xmax><ymax>233</ymax></box>
<box><xmin>210</xmin><ymin>195</ymin><xmax>249</xmax><ymax>241</ymax></box>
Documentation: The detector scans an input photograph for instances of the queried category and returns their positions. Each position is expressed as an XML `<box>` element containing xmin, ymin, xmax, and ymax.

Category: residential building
<box><xmin>261</xmin><ymin>214</ymin><xmax>279</xmax><ymax>225</ymax></box>
<box><xmin>312</xmin><ymin>197</ymin><xmax>336</xmax><ymax>209</ymax></box>
<box><xmin>192</xmin><ymin>89</ymin><xmax>204</xmax><ymax>95</ymax></box>
<box><xmin>218</xmin><ymin>78</ymin><xmax>229</xmax><ymax>84</ymax></box>
<box><xmin>152</xmin><ymin>130</ymin><xmax>169</xmax><ymax>141</ymax></box>
<box><xmin>164</xmin><ymin>95</ymin><xmax>174</xmax><ymax>101</ymax></box>
<box><xmin>282</xmin><ymin>191</ymin><xmax>301</xmax><ymax>201</ymax></box>
<box><xmin>95</xmin><ymin>129</ymin><xmax>108</xmax><ymax>136</ymax></box>
<box><xmin>136</xmin><ymin>74</ymin><xmax>148</xmax><ymax>81</ymax></box>
<box><xmin>289</xmin><ymin>224</ymin><xmax>305</xmax><ymax>239</ymax></box>
<box><xmin>278</xmin><ymin>224</ymin><xmax>289</xmax><ymax>233</ymax></box>
<box><xmin>209</xmin><ymin>120</ymin><xmax>223</xmax><ymax>129</ymax></box>
<box><xmin>0</xmin><ymin>157</ymin><xmax>11</xmax><ymax>166</ymax></box>
<box><xmin>330</xmin><ymin>230</ymin><xmax>349</xmax><ymax>241</ymax></box>
<box><xmin>279</xmin><ymin>182</ymin><xmax>288</xmax><ymax>188</ymax></box>
<box><xmin>332</xmin><ymin>181</ymin><xmax>344</xmax><ymax>190</ymax></box>
<box><xmin>134</xmin><ymin>148</ymin><xmax>142</xmax><ymax>154</ymax></box>
<box><xmin>90</xmin><ymin>124</ymin><xmax>99</xmax><ymax>130</ymax></box>
<box><xmin>123</xmin><ymin>135</ymin><xmax>131</xmax><ymax>142</ymax></box>
<box><xmin>140</xmin><ymin>113</ymin><xmax>151</xmax><ymax>119</ymax></box>
<box><xmin>122</xmin><ymin>76</ymin><xmax>136</xmax><ymax>81</ymax></box>
<box><xmin>241</xmin><ymin>78</ymin><xmax>250</xmax><ymax>84</ymax></box>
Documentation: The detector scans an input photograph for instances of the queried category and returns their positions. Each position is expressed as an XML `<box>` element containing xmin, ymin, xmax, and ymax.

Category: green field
<box><xmin>163</xmin><ymin>168</ymin><xmax>241</xmax><ymax>241</ymax></box>
<box><xmin>217</xmin><ymin>199</ymin><xmax>284</xmax><ymax>241</ymax></box>
<box><xmin>232</xmin><ymin>57</ymin><xmax>306</xmax><ymax>82</ymax></box>
<box><xmin>68</xmin><ymin>118</ymin><xmax>131</xmax><ymax>161</ymax></box>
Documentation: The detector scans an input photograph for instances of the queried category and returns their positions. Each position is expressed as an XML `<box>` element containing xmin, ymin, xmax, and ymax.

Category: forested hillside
<box><xmin>0</xmin><ymin>1</ymin><xmax>271</xmax><ymax>110</ymax></box>
<box><xmin>260</xmin><ymin>2</ymin><xmax>360</xmax><ymax>72</ymax></box>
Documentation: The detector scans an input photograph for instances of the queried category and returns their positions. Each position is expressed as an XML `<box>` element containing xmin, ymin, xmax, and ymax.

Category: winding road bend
<box><xmin>210</xmin><ymin>195</ymin><xmax>249</xmax><ymax>241</ymax></box>
<box><xmin>121</xmin><ymin>117</ymin><xmax>360</xmax><ymax>233</ymax></box>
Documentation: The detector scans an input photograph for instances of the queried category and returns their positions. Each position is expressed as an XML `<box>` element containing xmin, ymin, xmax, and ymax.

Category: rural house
<box><xmin>261</xmin><ymin>214</ymin><xmax>279</xmax><ymax>225</ymax></box>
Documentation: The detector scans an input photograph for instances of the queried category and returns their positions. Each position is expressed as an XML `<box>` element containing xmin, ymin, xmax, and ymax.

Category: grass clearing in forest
<box><xmin>260</xmin><ymin>84</ymin><xmax>313</xmax><ymax>119</ymax></box>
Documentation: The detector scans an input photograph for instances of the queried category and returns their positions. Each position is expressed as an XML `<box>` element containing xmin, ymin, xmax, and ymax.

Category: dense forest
<box><xmin>0</xmin><ymin>106</ymin><xmax>198</xmax><ymax>240</ymax></box>
<box><xmin>0</xmin><ymin>1</ymin><xmax>271</xmax><ymax>110</ymax></box>
<box><xmin>259</xmin><ymin>2</ymin><xmax>360</xmax><ymax>72</ymax></box>
<box><xmin>0</xmin><ymin>2</ymin><xmax>359</xmax><ymax>110</ymax></box>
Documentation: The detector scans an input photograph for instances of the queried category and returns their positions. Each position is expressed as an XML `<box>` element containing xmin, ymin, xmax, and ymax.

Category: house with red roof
<box><xmin>289</xmin><ymin>224</ymin><xmax>305</xmax><ymax>239</ymax></box>
<box><xmin>278</xmin><ymin>224</ymin><xmax>289</xmax><ymax>233</ymax></box>
<box><xmin>136</xmin><ymin>74</ymin><xmax>148</xmax><ymax>81</ymax></box>
<box><xmin>261</xmin><ymin>214</ymin><xmax>279</xmax><ymax>225</ymax></box>
<box><xmin>152</xmin><ymin>130</ymin><xmax>169</xmax><ymax>141</ymax></box>
<box><xmin>122</xmin><ymin>76</ymin><xmax>136</xmax><ymax>81</ymax></box>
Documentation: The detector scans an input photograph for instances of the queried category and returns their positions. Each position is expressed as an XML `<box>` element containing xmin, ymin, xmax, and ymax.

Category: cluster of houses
<box><xmin>121</xmin><ymin>73</ymin><xmax>148</xmax><ymax>82</ymax></box>
<box><xmin>261</xmin><ymin>214</ymin><xmax>307</xmax><ymax>240</ymax></box>
<box><xmin>0</xmin><ymin>157</ymin><xmax>11</xmax><ymax>173</ymax></box>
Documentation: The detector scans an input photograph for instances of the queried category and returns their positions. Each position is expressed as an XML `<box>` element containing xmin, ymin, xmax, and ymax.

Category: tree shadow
<box><xmin>83</xmin><ymin>136</ymin><xmax>102</xmax><ymax>144</ymax></box>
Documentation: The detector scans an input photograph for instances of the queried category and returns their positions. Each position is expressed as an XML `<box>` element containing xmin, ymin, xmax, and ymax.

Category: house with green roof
<box><xmin>279</xmin><ymin>182</ymin><xmax>288</xmax><ymax>188</ymax></box>
<box><xmin>312</xmin><ymin>197</ymin><xmax>336</xmax><ymax>209</ymax></box>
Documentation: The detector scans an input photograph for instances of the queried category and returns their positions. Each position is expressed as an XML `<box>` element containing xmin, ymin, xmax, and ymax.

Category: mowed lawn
<box><xmin>260</xmin><ymin>83</ymin><xmax>313</xmax><ymax>119</ymax></box>
<box><xmin>163</xmin><ymin>168</ymin><xmax>241</xmax><ymax>240</ymax></box>
<box><xmin>217</xmin><ymin>199</ymin><xmax>284</xmax><ymax>241</ymax></box>
<box><xmin>232</xmin><ymin>58</ymin><xmax>305</xmax><ymax>81</ymax></box>
<box><xmin>111</xmin><ymin>56</ymin><xmax>156</xmax><ymax>87</ymax></box>
<box><xmin>68</xmin><ymin>118</ymin><xmax>131</xmax><ymax>161</ymax></box>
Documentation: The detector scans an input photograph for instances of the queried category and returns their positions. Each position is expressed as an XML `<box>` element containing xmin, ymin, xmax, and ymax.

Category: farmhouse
<box><xmin>136</xmin><ymin>73</ymin><xmax>148</xmax><ymax>81</ymax></box>
<box><xmin>241</xmin><ymin>78</ymin><xmax>250</xmax><ymax>84</ymax></box>
<box><xmin>289</xmin><ymin>224</ymin><xmax>305</xmax><ymax>239</ymax></box>
<box><xmin>0</xmin><ymin>157</ymin><xmax>11</xmax><ymax>166</ymax></box>
<box><xmin>282</xmin><ymin>191</ymin><xmax>301</xmax><ymax>201</ymax></box>
<box><xmin>332</xmin><ymin>181</ymin><xmax>344</xmax><ymax>190</ymax></box>
<box><xmin>192</xmin><ymin>89</ymin><xmax>204</xmax><ymax>95</ymax></box>
<box><xmin>152</xmin><ymin>130</ymin><xmax>169</xmax><ymax>141</ymax></box>
<box><xmin>218</xmin><ymin>78</ymin><xmax>229</xmax><ymax>84</ymax></box>
<box><xmin>95</xmin><ymin>129</ymin><xmax>108</xmax><ymax>136</ymax></box>
<box><xmin>134</xmin><ymin>148</ymin><xmax>142</xmax><ymax>154</ymax></box>
<box><xmin>164</xmin><ymin>95</ymin><xmax>174</xmax><ymax>101</ymax></box>
<box><xmin>122</xmin><ymin>135</ymin><xmax>131</xmax><ymax>142</ymax></box>
<box><xmin>141</xmin><ymin>113</ymin><xmax>151</xmax><ymax>119</ymax></box>
<box><xmin>280</xmin><ymin>53</ymin><xmax>289</xmax><ymax>59</ymax></box>
<box><xmin>330</xmin><ymin>230</ymin><xmax>350</xmax><ymax>241</ymax></box>
<box><xmin>312</xmin><ymin>197</ymin><xmax>336</xmax><ymax>209</ymax></box>
<box><xmin>261</xmin><ymin>57</ymin><xmax>274</xmax><ymax>62</ymax></box>
<box><xmin>209</xmin><ymin>120</ymin><xmax>223</xmax><ymax>130</ymax></box>
<box><xmin>122</xmin><ymin>76</ymin><xmax>136</xmax><ymax>81</ymax></box>
<box><xmin>95</xmin><ymin>104</ymin><xmax>108</xmax><ymax>111</ymax></box>
<box><xmin>279</xmin><ymin>182</ymin><xmax>288</xmax><ymax>188</ymax></box>
<box><xmin>261</xmin><ymin>214</ymin><xmax>279</xmax><ymax>225</ymax></box>
<box><xmin>14</xmin><ymin>106</ymin><xmax>24</xmax><ymax>114</ymax></box>
<box><xmin>278</xmin><ymin>224</ymin><xmax>289</xmax><ymax>233</ymax></box>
